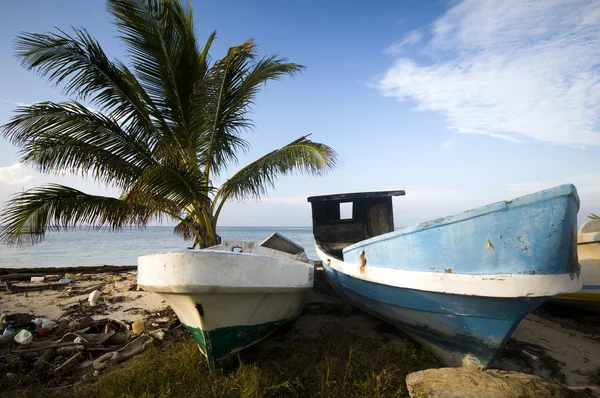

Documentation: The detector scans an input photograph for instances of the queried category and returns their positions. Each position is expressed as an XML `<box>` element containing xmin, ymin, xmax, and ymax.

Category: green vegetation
<box><xmin>61</xmin><ymin>330</ymin><xmax>435</xmax><ymax>398</ymax></box>
<box><xmin>0</xmin><ymin>0</ymin><xmax>336</xmax><ymax>248</ymax></box>
<box><xmin>590</xmin><ymin>213</ymin><xmax>599</xmax><ymax>220</ymax></box>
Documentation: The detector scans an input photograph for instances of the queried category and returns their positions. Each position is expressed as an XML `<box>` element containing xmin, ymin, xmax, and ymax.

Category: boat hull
<box><xmin>552</xmin><ymin>220</ymin><xmax>600</xmax><ymax>311</ymax></box>
<box><xmin>320</xmin><ymin>257</ymin><xmax>545</xmax><ymax>367</ymax></box>
<box><xmin>138</xmin><ymin>247</ymin><xmax>313</xmax><ymax>370</ymax></box>
<box><xmin>313</xmin><ymin>184</ymin><xmax>582</xmax><ymax>368</ymax></box>
<box><xmin>155</xmin><ymin>291</ymin><xmax>306</xmax><ymax>370</ymax></box>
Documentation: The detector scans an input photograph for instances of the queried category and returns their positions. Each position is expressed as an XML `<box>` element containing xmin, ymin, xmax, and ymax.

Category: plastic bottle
<box><xmin>2</xmin><ymin>326</ymin><xmax>14</xmax><ymax>337</ymax></box>
<box><xmin>89</xmin><ymin>290</ymin><xmax>101</xmax><ymax>307</ymax></box>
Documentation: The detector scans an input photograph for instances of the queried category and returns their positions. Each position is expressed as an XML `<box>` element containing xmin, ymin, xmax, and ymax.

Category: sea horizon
<box><xmin>0</xmin><ymin>226</ymin><xmax>317</xmax><ymax>269</ymax></box>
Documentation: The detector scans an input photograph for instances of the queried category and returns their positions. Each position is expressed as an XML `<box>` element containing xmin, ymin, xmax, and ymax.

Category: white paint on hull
<box><xmin>156</xmin><ymin>291</ymin><xmax>307</xmax><ymax>331</ymax></box>
<box><xmin>138</xmin><ymin>242</ymin><xmax>313</xmax><ymax>331</ymax></box>
<box><xmin>138</xmin><ymin>248</ymin><xmax>313</xmax><ymax>294</ymax></box>
<box><xmin>315</xmin><ymin>244</ymin><xmax>581</xmax><ymax>298</ymax></box>
<box><xmin>554</xmin><ymin>220</ymin><xmax>600</xmax><ymax>303</ymax></box>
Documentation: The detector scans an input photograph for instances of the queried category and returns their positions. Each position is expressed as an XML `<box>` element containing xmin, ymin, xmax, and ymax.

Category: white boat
<box><xmin>137</xmin><ymin>237</ymin><xmax>313</xmax><ymax>370</ymax></box>
<box><xmin>552</xmin><ymin>219</ymin><xmax>600</xmax><ymax>311</ymax></box>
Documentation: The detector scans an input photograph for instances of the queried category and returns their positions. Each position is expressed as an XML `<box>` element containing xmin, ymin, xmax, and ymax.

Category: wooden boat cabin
<box><xmin>307</xmin><ymin>190</ymin><xmax>405</xmax><ymax>258</ymax></box>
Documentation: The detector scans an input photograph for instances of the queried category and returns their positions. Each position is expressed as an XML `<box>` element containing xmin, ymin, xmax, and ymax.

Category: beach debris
<box><xmin>2</xmin><ymin>326</ymin><xmax>15</xmax><ymax>338</ymax></box>
<box><xmin>131</xmin><ymin>320</ymin><xmax>145</xmax><ymax>335</ymax></box>
<box><xmin>93</xmin><ymin>335</ymin><xmax>154</xmax><ymax>370</ymax></box>
<box><xmin>149</xmin><ymin>329</ymin><xmax>166</xmax><ymax>341</ymax></box>
<box><xmin>0</xmin><ymin>273</ymin><xmax>44</xmax><ymax>282</ymax></box>
<box><xmin>0</xmin><ymin>269</ymin><xmax>171</xmax><ymax>386</ymax></box>
<box><xmin>88</xmin><ymin>290</ymin><xmax>101</xmax><ymax>307</ymax></box>
<box><xmin>33</xmin><ymin>348</ymin><xmax>57</xmax><ymax>372</ymax></box>
<box><xmin>4</xmin><ymin>280</ymin><xmax>72</xmax><ymax>294</ymax></box>
<box><xmin>521</xmin><ymin>350</ymin><xmax>539</xmax><ymax>361</ymax></box>
<box><xmin>53</xmin><ymin>352</ymin><xmax>84</xmax><ymax>377</ymax></box>
<box><xmin>14</xmin><ymin>330</ymin><xmax>33</xmax><ymax>345</ymax></box>
<box><xmin>0</xmin><ymin>313</ymin><xmax>6</xmax><ymax>331</ymax></box>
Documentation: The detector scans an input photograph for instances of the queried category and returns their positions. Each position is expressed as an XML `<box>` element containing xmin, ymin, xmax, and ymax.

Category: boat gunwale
<box><xmin>342</xmin><ymin>183</ymin><xmax>579</xmax><ymax>255</ymax></box>
<box><xmin>315</xmin><ymin>243</ymin><xmax>581</xmax><ymax>298</ymax></box>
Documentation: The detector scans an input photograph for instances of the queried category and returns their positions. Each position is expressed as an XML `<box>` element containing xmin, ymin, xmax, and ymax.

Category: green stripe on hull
<box><xmin>184</xmin><ymin>319</ymin><xmax>292</xmax><ymax>371</ymax></box>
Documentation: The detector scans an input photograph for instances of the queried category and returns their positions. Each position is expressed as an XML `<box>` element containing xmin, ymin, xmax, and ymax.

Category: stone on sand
<box><xmin>406</xmin><ymin>367</ymin><xmax>584</xmax><ymax>398</ymax></box>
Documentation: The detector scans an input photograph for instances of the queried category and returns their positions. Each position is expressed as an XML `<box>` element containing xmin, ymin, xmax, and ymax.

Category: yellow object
<box><xmin>132</xmin><ymin>321</ymin><xmax>145</xmax><ymax>334</ymax></box>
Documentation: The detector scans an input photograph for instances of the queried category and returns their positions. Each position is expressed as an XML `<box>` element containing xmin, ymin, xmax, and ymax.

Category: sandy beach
<box><xmin>0</xmin><ymin>264</ymin><xmax>598</xmax><ymax>396</ymax></box>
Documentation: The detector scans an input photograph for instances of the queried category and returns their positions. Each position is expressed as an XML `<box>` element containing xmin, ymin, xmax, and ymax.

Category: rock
<box><xmin>149</xmin><ymin>329</ymin><xmax>166</xmax><ymax>341</ymax></box>
<box><xmin>406</xmin><ymin>368</ymin><xmax>582</xmax><ymax>398</ymax></box>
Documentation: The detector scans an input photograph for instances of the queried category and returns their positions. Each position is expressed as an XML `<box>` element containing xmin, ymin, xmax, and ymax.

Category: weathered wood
<box><xmin>53</xmin><ymin>352</ymin><xmax>84</xmax><ymax>377</ymax></box>
<box><xmin>366</xmin><ymin>198</ymin><xmax>394</xmax><ymax>237</ymax></box>
<box><xmin>0</xmin><ymin>265</ymin><xmax>137</xmax><ymax>276</ymax></box>
<box><xmin>307</xmin><ymin>190</ymin><xmax>405</xmax><ymax>203</ymax></box>
<box><xmin>34</xmin><ymin>348</ymin><xmax>57</xmax><ymax>372</ymax></box>
<box><xmin>0</xmin><ymin>273</ymin><xmax>44</xmax><ymax>282</ymax></box>
<box><xmin>4</xmin><ymin>281</ymin><xmax>70</xmax><ymax>294</ymax></box>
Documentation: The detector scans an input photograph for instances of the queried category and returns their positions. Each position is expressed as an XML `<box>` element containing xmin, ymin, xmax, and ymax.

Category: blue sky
<box><xmin>0</xmin><ymin>0</ymin><xmax>599</xmax><ymax>227</ymax></box>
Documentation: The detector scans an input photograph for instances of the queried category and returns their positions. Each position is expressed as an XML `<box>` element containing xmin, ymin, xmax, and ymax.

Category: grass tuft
<box><xmin>52</xmin><ymin>323</ymin><xmax>437</xmax><ymax>398</ymax></box>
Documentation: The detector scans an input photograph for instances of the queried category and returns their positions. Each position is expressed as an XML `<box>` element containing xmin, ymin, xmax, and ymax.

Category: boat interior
<box><xmin>307</xmin><ymin>190</ymin><xmax>405</xmax><ymax>258</ymax></box>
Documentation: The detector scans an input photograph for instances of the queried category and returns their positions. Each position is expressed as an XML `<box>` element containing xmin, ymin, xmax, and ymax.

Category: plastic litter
<box><xmin>522</xmin><ymin>350</ymin><xmax>538</xmax><ymax>361</ymax></box>
<box><xmin>58</xmin><ymin>278</ymin><xmax>72</xmax><ymax>284</ymax></box>
<box><xmin>14</xmin><ymin>329</ymin><xmax>33</xmax><ymax>345</ymax></box>
<box><xmin>2</xmin><ymin>326</ymin><xmax>14</xmax><ymax>337</ymax></box>
<box><xmin>88</xmin><ymin>290</ymin><xmax>101</xmax><ymax>307</ymax></box>
<box><xmin>41</xmin><ymin>320</ymin><xmax>57</xmax><ymax>329</ymax></box>
<box><xmin>31</xmin><ymin>276</ymin><xmax>45</xmax><ymax>282</ymax></box>
<box><xmin>131</xmin><ymin>321</ymin><xmax>145</xmax><ymax>334</ymax></box>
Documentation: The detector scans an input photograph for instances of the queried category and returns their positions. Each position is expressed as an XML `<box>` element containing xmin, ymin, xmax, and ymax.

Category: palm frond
<box><xmin>173</xmin><ymin>215</ymin><xmax>198</xmax><ymax>242</ymax></box>
<box><xmin>0</xmin><ymin>184</ymin><xmax>160</xmax><ymax>245</ymax></box>
<box><xmin>123</xmin><ymin>161</ymin><xmax>212</xmax><ymax>211</ymax></box>
<box><xmin>199</xmin><ymin>40</ymin><xmax>304</xmax><ymax>177</ymax></box>
<box><xmin>15</xmin><ymin>27</ymin><xmax>162</xmax><ymax>134</ymax></box>
<box><xmin>108</xmin><ymin>0</ymin><xmax>201</xmax><ymax>146</ymax></box>
<box><xmin>590</xmin><ymin>213</ymin><xmax>600</xmax><ymax>220</ymax></box>
<box><xmin>2</xmin><ymin>101</ymin><xmax>155</xmax><ymax>188</ymax></box>
<box><xmin>215</xmin><ymin>135</ymin><xmax>337</xmax><ymax>210</ymax></box>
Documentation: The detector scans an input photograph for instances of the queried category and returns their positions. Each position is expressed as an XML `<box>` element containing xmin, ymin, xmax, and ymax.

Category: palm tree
<box><xmin>0</xmin><ymin>0</ymin><xmax>337</xmax><ymax>249</ymax></box>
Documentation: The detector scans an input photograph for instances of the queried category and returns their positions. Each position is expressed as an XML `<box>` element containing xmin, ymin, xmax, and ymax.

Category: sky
<box><xmin>0</xmin><ymin>0</ymin><xmax>599</xmax><ymax>228</ymax></box>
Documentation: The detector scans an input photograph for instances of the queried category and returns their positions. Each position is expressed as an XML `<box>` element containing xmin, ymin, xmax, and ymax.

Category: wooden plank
<box><xmin>307</xmin><ymin>190</ymin><xmax>405</xmax><ymax>203</ymax></box>
<box><xmin>0</xmin><ymin>273</ymin><xmax>44</xmax><ymax>282</ymax></box>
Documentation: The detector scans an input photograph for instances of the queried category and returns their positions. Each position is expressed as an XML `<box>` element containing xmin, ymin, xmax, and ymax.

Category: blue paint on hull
<box><xmin>323</xmin><ymin>262</ymin><xmax>547</xmax><ymax>367</ymax></box>
<box><xmin>343</xmin><ymin>184</ymin><xmax>580</xmax><ymax>275</ymax></box>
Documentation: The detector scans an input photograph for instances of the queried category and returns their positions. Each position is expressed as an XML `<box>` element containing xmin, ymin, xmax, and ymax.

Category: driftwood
<box><xmin>0</xmin><ymin>273</ymin><xmax>44</xmax><ymax>282</ymax></box>
<box><xmin>53</xmin><ymin>352</ymin><xmax>84</xmax><ymax>377</ymax></box>
<box><xmin>34</xmin><ymin>348</ymin><xmax>57</xmax><ymax>372</ymax></box>
<box><xmin>4</xmin><ymin>281</ymin><xmax>70</xmax><ymax>294</ymax></box>
<box><xmin>60</xmin><ymin>282</ymin><xmax>107</xmax><ymax>297</ymax></box>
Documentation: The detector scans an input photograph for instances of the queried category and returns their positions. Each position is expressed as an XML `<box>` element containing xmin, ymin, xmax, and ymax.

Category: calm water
<box><xmin>0</xmin><ymin>226</ymin><xmax>316</xmax><ymax>268</ymax></box>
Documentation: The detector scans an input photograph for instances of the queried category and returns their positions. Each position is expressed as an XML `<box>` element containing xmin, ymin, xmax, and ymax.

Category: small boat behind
<box><xmin>138</xmin><ymin>237</ymin><xmax>313</xmax><ymax>371</ymax></box>
<box><xmin>308</xmin><ymin>184</ymin><xmax>582</xmax><ymax>368</ymax></box>
<box><xmin>551</xmin><ymin>219</ymin><xmax>600</xmax><ymax>311</ymax></box>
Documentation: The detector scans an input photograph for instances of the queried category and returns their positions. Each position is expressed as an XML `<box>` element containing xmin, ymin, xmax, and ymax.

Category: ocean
<box><xmin>0</xmin><ymin>226</ymin><xmax>316</xmax><ymax>268</ymax></box>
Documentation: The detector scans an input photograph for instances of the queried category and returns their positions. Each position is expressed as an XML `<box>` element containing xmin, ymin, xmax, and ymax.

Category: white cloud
<box><xmin>384</xmin><ymin>30</ymin><xmax>424</xmax><ymax>54</ymax></box>
<box><xmin>378</xmin><ymin>0</ymin><xmax>600</xmax><ymax>147</ymax></box>
<box><xmin>392</xmin><ymin>174</ymin><xmax>600</xmax><ymax>228</ymax></box>
<box><xmin>0</xmin><ymin>163</ymin><xmax>34</xmax><ymax>186</ymax></box>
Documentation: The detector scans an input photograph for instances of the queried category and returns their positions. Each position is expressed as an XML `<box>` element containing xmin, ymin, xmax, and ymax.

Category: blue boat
<box><xmin>307</xmin><ymin>184</ymin><xmax>582</xmax><ymax>368</ymax></box>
